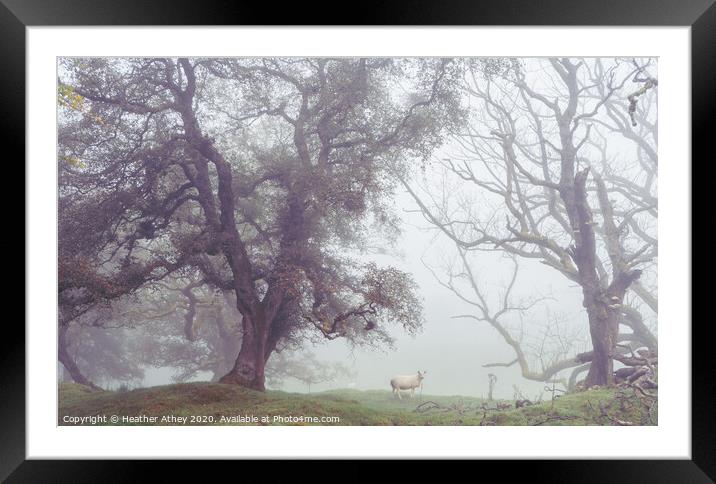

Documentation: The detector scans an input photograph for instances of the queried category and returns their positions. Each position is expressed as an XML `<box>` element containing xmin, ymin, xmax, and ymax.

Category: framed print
<box><xmin>5</xmin><ymin>0</ymin><xmax>713</xmax><ymax>480</ymax></box>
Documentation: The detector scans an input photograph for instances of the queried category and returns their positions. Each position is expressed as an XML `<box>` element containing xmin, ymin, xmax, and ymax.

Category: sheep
<box><xmin>390</xmin><ymin>371</ymin><xmax>426</xmax><ymax>399</ymax></box>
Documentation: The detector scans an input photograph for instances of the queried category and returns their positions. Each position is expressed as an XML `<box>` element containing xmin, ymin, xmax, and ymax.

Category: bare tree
<box><xmin>430</xmin><ymin>250</ymin><xmax>587</xmax><ymax>387</ymax></box>
<box><xmin>404</xmin><ymin>58</ymin><xmax>657</xmax><ymax>387</ymax></box>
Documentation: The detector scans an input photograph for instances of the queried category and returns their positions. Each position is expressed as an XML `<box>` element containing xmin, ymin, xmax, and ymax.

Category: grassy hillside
<box><xmin>59</xmin><ymin>382</ymin><xmax>656</xmax><ymax>426</ymax></box>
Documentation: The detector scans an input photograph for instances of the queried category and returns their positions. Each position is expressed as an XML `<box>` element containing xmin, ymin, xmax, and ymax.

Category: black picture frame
<box><xmin>3</xmin><ymin>0</ymin><xmax>711</xmax><ymax>480</ymax></box>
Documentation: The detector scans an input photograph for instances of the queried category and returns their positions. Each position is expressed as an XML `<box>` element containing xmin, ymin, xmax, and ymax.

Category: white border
<box><xmin>27</xmin><ymin>27</ymin><xmax>690</xmax><ymax>459</ymax></box>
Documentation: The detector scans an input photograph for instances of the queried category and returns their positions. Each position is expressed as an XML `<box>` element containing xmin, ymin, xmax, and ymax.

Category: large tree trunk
<box><xmin>563</xmin><ymin>167</ymin><xmax>617</xmax><ymax>388</ymax></box>
<box><xmin>550</xmin><ymin>62</ymin><xmax>643</xmax><ymax>389</ymax></box>
<box><xmin>58</xmin><ymin>325</ymin><xmax>100</xmax><ymax>390</ymax></box>
<box><xmin>583</xmin><ymin>302</ymin><xmax>619</xmax><ymax>387</ymax></box>
<box><xmin>218</xmin><ymin>316</ymin><xmax>268</xmax><ymax>391</ymax></box>
<box><xmin>564</xmin><ymin>167</ymin><xmax>640</xmax><ymax>388</ymax></box>
<box><xmin>580</xmin><ymin>271</ymin><xmax>641</xmax><ymax>387</ymax></box>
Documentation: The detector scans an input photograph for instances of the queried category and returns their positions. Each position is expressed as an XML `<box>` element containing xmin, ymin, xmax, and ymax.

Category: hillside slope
<box><xmin>59</xmin><ymin>382</ymin><xmax>656</xmax><ymax>426</ymax></box>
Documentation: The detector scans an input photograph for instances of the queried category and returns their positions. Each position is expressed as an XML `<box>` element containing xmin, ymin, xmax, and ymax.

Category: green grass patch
<box><xmin>59</xmin><ymin>382</ymin><xmax>656</xmax><ymax>426</ymax></box>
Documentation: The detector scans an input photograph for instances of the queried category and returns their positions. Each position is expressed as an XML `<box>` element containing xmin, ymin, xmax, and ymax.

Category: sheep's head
<box><xmin>417</xmin><ymin>370</ymin><xmax>427</xmax><ymax>381</ymax></box>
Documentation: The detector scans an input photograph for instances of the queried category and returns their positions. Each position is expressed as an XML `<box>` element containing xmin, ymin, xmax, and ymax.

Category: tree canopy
<box><xmin>58</xmin><ymin>57</ymin><xmax>464</xmax><ymax>389</ymax></box>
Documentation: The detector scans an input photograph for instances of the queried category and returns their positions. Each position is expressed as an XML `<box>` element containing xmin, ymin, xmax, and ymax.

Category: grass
<box><xmin>58</xmin><ymin>382</ymin><xmax>657</xmax><ymax>426</ymax></box>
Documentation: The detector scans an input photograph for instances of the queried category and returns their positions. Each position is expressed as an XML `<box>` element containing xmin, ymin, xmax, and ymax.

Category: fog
<box><xmin>132</xmin><ymin>161</ymin><xmax>588</xmax><ymax>399</ymax></box>
<box><xmin>251</xmin><ymin>187</ymin><xmax>579</xmax><ymax>399</ymax></box>
<box><xmin>58</xmin><ymin>57</ymin><xmax>657</xmax><ymax>402</ymax></box>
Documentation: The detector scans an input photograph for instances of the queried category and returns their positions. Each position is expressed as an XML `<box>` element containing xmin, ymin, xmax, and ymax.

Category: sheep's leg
<box><xmin>411</xmin><ymin>388</ymin><xmax>415</xmax><ymax>398</ymax></box>
<box><xmin>397</xmin><ymin>389</ymin><xmax>402</xmax><ymax>400</ymax></box>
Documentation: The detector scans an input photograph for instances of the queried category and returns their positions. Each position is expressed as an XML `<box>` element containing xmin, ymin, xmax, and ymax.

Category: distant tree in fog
<box><xmin>265</xmin><ymin>351</ymin><xmax>355</xmax><ymax>393</ymax></box>
<box><xmin>61</xmin><ymin>324</ymin><xmax>144</xmax><ymax>388</ymax></box>
<box><xmin>62</xmin><ymin>278</ymin><xmax>353</xmax><ymax>389</ymax></box>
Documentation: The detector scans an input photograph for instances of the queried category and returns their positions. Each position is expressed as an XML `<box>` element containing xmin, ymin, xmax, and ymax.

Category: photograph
<box><xmin>5</xmin><ymin>0</ymin><xmax>708</xmax><ymax>474</ymax></box>
<box><xmin>57</xmin><ymin>56</ymin><xmax>659</xmax><ymax>427</ymax></box>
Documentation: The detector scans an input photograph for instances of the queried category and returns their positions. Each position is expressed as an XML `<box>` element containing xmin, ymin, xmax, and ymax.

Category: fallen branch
<box><xmin>531</xmin><ymin>414</ymin><xmax>581</xmax><ymax>426</ymax></box>
<box><xmin>414</xmin><ymin>401</ymin><xmax>442</xmax><ymax>413</ymax></box>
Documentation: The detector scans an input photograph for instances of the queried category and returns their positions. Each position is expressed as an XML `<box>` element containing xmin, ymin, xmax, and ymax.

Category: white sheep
<box><xmin>390</xmin><ymin>371</ymin><xmax>426</xmax><ymax>399</ymax></box>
